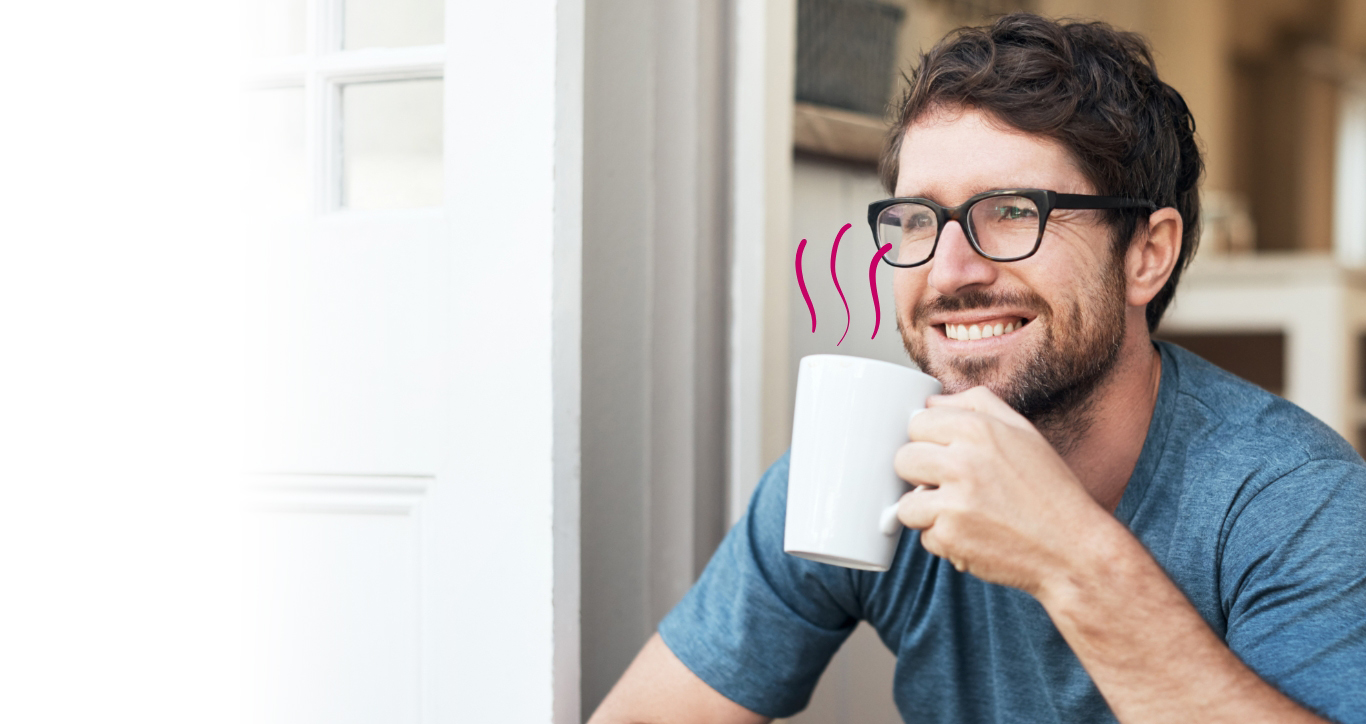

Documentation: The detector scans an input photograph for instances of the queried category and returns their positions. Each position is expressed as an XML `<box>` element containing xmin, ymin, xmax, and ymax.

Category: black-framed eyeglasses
<box><xmin>868</xmin><ymin>189</ymin><xmax>1156</xmax><ymax>268</ymax></box>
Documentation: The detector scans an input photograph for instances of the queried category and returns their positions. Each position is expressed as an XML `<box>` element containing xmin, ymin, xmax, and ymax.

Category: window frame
<box><xmin>243</xmin><ymin>0</ymin><xmax>444</xmax><ymax>216</ymax></box>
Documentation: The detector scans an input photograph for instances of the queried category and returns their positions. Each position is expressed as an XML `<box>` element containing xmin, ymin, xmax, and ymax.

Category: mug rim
<box><xmin>798</xmin><ymin>353</ymin><xmax>937</xmax><ymax>381</ymax></box>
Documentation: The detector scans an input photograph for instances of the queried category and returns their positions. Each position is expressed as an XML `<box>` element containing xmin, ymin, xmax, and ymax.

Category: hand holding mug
<box><xmin>891</xmin><ymin>387</ymin><xmax>1111</xmax><ymax>595</ymax></box>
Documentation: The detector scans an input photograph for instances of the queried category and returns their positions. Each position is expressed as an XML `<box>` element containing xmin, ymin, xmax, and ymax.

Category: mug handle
<box><xmin>878</xmin><ymin>503</ymin><xmax>901</xmax><ymax>536</ymax></box>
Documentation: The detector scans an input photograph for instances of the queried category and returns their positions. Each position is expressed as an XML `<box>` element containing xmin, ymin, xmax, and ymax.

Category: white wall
<box><xmin>579</xmin><ymin>0</ymin><xmax>731</xmax><ymax>716</ymax></box>
<box><xmin>443</xmin><ymin>2</ymin><xmax>583</xmax><ymax>720</ymax></box>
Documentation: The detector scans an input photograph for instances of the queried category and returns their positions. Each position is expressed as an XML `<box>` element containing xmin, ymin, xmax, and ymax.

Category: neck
<box><xmin>1045</xmin><ymin>324</ymin><xmax>1163</xmax><ymax>512</ymax></box>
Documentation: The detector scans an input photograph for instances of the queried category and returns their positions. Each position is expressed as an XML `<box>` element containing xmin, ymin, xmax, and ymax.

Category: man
<box><xmin>592</xmin><ymin>14</ymin><xmax>1366</xmax><ymax>724</ymax></box>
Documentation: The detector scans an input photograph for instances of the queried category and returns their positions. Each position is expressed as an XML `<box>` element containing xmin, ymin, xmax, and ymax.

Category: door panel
<box><xmin>247</xmin><ymin>475</ymin><xmax>430</xmax><ymax>724</ymax></box>
<box><xmin>244</xmin><ymin>215</ymin><xmax>448</xmax><ymax>474</ymax></box>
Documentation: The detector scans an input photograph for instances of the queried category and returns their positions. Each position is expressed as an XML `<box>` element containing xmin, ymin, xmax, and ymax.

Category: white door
<box><xmin>242</xmin><ymin>1</ymin><xmax>448</xmax><ymax>720</ymax></box>
<box><xmin>240</xmin><ymin>1</ymin><xmax>582</xmax><ymax>720</ymax></box>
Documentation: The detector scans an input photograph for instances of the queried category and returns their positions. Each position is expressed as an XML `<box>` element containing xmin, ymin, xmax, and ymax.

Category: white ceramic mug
<box><xmin>784</xmin><ymin>354</ymin><xmax>943</xmax><ymax>572</ymax></box>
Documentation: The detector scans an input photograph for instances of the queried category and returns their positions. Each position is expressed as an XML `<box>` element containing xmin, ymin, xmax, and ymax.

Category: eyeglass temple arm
<box><xmin>1052</xmin><ymin>193</ymin><xmax>1157</xmax><ymax>211</ymax></box>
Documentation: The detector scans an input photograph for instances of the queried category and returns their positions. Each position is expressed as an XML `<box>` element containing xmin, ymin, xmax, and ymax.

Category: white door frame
<box><xmin>729</xmin><ymin>0</ymin><xmax>795</xmax><ymax>523</ymax></box>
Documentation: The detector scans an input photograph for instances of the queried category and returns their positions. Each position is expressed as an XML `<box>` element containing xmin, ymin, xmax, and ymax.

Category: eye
<box><xmin>992</xmin><ymin>202</ymin><xmax>1037</xmax><ymax>221</ymax></box>
<box><xmin>905</xmin><ymin>211</ymin><xmax>936</xmax><ymax>229</ymax></box>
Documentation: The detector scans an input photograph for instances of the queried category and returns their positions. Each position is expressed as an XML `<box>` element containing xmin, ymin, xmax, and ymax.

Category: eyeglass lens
<box><xmin>877</xmin><ymin>195</ymin><xmax>1043</xmax><ymax>264</ymax></box>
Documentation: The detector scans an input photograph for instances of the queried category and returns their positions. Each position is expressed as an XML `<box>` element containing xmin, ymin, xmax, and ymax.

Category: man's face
<box><xmin>893</xmin><ymin>107</ymin><xmax>1128</xmax><ymax>423</ymax></box>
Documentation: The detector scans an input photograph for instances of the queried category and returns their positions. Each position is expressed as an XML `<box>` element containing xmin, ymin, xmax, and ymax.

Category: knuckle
<box><xmin>942</xmin><ymin>455</ymin><xmax>970</xmax><ymax>483</ymax></box>
<box><xmin>965</xmin><ymin>414</ymin><xmax>992</xmax><ymax>439</ymax></box>
<box><xmin>933</xmin><ymin>512</ymin><xmax>958</xmax><ymax>539</ymax></box>
<box><xmin>967</xmin><ymin>385</ymin><xmax>994</xmax><ymax>402</ymax></box>
<box><xmin>954</xmin><ymin>476</ymin><xmax>978</xmax><ymax>501</ymax></box>
<box><xmin>972</xmin><ymin>385</ymin><xmax>1001</xmax><ymax>402</ymax></box>
<box><xmin>909</xmin><ymin>409</ymin><xmax>936</xmax><ymax>438</ymax></box>
<box><xmin>894</xmin><ymin>444</ymin><xmax>914</xmax><ymax>471</ymax></box>
<box><xmin>919</xmin><ymin>528</ymin><xmax>942</xmax><ymax>555</ymax></box>
<box><xmin>896</xmin><ymin>490</ymin><xmax>916</xmax><ymax>513</ymax></box>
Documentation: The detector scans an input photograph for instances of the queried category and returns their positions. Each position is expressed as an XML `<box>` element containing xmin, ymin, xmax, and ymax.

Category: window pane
<box><xmin>243</xmin><ymin>0</ymin><xmax>307</xmax><ymax>57</ymax></box>
<box><xmin>344</xmin><ymin>0</ymin><xmax>443</xmax><ymax>50</ymax></box>
<box><xmin>342</xmin><ymin>79</ymin><xmax>443</xmax><ymax>210</ymax></box>
<box><xmin>242</xmin><ymin>87</ymin><xmax>308</xmax><ymax>216</ymax></box>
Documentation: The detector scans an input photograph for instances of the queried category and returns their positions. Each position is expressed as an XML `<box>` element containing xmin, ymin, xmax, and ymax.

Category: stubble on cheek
<box><xmin>899</xmin><ymin>317</ymin><xmax>1027</xmax><ymax>396</ymax></box>
<box><xmin>898</xmin><ymin>288</ymin><xmax>1050</xmax><ymax>396</ymax></box>
<box><xmin>897</xmin><ymin>261</ymin><xmax>1126</xmax><ymax>446</ymax></box>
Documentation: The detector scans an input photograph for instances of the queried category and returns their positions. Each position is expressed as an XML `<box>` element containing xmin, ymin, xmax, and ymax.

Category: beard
<box><xmin>900</xmin><ymin>256</ymin><xmax>1127</xmax><ymax>451</ymax></box>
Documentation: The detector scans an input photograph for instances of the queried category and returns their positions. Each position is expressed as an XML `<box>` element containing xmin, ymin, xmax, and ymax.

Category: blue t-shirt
<box><xmin>660</xmin><ymin>342</ymin><xmax>1366</xmax><ymax>722</ymax></box>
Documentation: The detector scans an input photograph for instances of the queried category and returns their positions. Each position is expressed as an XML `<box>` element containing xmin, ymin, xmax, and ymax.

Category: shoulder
<box><xmin>1159</xmin><ymin>341</ymin><xmax>1362</xmax><ymax>477</ymax></box>
<box><xmin>1148</xmin><ymin>342</ymin><xmax>1366</xmax><ymax>563</ymax></box>
<box><xmin>1157</xmin><ymin>340</ymin><xmax>1366</xmax><ymax>545</ymax></box>
<box><xmin>1215</xmin><ymin>456</ymin><xmax>1366</xmax><ymax>716</ymax></box>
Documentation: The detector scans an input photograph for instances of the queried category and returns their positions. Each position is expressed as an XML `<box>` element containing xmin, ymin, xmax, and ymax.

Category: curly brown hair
<box><xmin>880</xmin><ymin>13</ymin><xmax>1203</xmax><ymax>332</ymax></box>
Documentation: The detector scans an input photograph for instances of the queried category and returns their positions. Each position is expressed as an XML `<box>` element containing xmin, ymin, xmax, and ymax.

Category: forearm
<box><xmin>1037</xmin><ymin>515</ymin><xmax>1325</xmax><ymax>723</ymax></box>
<box><xmin>589</xmin><ymin>633</ymin><xmax>771</xmax><ymax>724</ymax></box>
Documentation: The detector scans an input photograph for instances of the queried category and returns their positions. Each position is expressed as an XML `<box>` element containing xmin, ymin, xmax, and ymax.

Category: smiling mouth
<box><xmin>942</xmin><ymin>317</ymin><xmax>1031</xmax><ymax>341</ymax></box>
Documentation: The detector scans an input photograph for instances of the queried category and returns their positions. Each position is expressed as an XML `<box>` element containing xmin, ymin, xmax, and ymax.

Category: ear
<box><xmin>1125</xmin><ymin>207</ymin><xmax>1183</xmax><ymax>307</ymax></box>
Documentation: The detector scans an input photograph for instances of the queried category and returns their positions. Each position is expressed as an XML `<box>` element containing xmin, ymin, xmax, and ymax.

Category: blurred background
<box><xmin>228</xmin><ymin>0</ymin><xmax>1366</xmax><ymax>722</ymax></box>
<box><xmin>787</xmin><ymin>1</ymin><xmax>1366</xmax><ymax>720</ymax></box>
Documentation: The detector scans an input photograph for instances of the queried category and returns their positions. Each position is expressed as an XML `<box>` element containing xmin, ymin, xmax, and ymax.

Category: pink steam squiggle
<box><xmin>830</xmin><ymin>223</ymin><xmax>852</xmax><ymax>346</ymax></box>
<box><xmin>795</xmin><ymin>239</ymin><xmax>816</xmax><ymax>332</ymax></box>
<box><xmin>869</xmin><ymin>243</ymin><xmax>892</xmax><ymax>339</ymax></box>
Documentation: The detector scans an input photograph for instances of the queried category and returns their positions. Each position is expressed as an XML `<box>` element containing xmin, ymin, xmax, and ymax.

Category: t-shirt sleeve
<box><xmin>658</xmin><ymin>453</ymin><xmax>861</xmax><ymax>718</ymax></box>
<box><xmin>1221</xmin><ymin>459</ymin><xmax>1366</xmax><ymax>723</ymax></box>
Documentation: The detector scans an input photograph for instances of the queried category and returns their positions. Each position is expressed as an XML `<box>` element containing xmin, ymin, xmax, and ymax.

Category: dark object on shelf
<box><xmin>796</xmin><ymin>0</ymin><xmax>905</xmax><ymax>117</ymax></box>
<box><xmin>1155</xmin><ymin>331</ymin><xmax>1286</xmax><ymax>397</ymax></box>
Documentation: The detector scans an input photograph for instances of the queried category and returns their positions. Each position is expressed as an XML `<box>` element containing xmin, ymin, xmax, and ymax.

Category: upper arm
<box><xmin>1221</xmin><ymin>460</ymin><xmax>1366</xmax><ymax>721</ymax></box>
<box><xmin>601</xmin><ymin>455</ymin><xmax>859</xmax><ymax>719</ymax></box>
<box><xmin>588</xmin><ymin>633</ymin><xmax>771</xmax><ymax>724</ymax></box>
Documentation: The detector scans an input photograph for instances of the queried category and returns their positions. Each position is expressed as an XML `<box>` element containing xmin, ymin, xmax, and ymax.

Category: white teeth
<box><xmin>945</xmin><ymin>319</ymin><xmax>1029</xmax><ymax>341</ymax></box>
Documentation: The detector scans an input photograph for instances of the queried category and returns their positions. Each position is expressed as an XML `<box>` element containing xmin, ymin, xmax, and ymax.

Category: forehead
<box><xmin>895</xmin><ymin>107</ymin><xmax>1092</xmax><ymax>201</ymax></box>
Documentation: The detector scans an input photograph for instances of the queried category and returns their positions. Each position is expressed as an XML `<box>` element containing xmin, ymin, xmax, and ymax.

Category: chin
<box><xmin>906</xmin><ymin>329</ymin><xmax>1019</xmax><ymax>393</ymax></box>
<box><xmin>924</xmin><ymin>350</ymin><xmax>1015</xmax><ymax>396</ymax></box>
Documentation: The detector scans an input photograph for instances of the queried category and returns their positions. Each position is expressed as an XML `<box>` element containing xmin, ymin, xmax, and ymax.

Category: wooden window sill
<box><xmin>793</xmin><ymin>102</ymin><xmax>889</xmax><ymax>165</ymax></box>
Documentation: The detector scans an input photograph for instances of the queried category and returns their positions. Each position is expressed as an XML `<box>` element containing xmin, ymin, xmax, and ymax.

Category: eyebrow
<box><xmin>893</xmin><ymin>184</ymin><xmax>1051</xmax><ymax>202</ymax></box>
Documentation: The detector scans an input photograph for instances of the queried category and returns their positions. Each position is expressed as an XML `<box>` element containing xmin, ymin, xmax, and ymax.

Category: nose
<box><xmin>926</xmin><ymin>220</ymin><xmax>998</xmax><ymax>296</ymax></box>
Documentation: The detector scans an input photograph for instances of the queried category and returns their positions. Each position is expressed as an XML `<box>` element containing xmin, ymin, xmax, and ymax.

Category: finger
<box><xmin>928</xmin><ymin>386</ymin><xmax>1033</xmax><ymax>431</ymax></box>
<box><xmin>893</xmin><ymin>442</ymin><xmax>961</xmax><ymax>487</ymax></box>
<box><xmin>906</xmin><ymin>405</ymin><xmax>963</xmax><ymax>445</ymax></box>
<box><xmin>916</xmin><ymin>518</ymin><xmax>960</xmax><ymax>569</ymax></box>
<box><xmin>907</xmin><ymin>405</ymin><xmax>1000</xmax><ymax>447</ymax></box>
<box><xmin>895</xmin><ymin>487</ymin><xmax>943</xmax><ymax>530</ymax></box>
